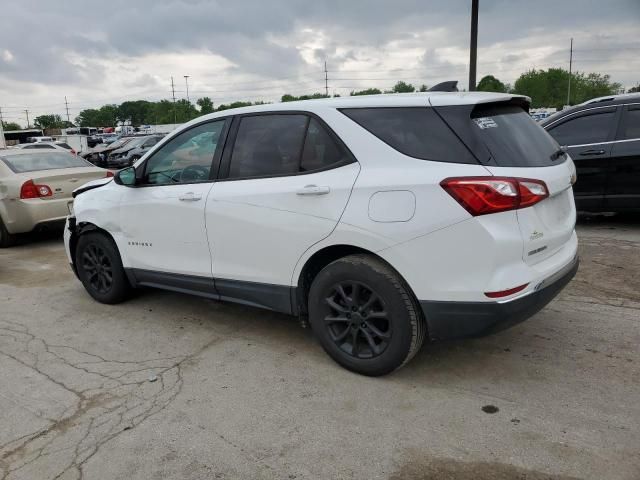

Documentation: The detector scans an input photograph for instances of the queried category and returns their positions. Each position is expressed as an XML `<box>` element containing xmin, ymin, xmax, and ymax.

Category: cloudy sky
<box><xmin>0</xmin><ymin>0</ymin><xmax>638</xmax><ymax>126</ymax></box>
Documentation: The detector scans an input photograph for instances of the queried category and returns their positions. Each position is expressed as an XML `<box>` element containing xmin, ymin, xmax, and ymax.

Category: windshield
<box><xmin>469</xmin><ymin>104</ymin><xmax>562</xmax><ymax>167</ymax></box>
<box><xmin>1</xmin><ymin>152</ymin><xmax>93</xmax><ymax>173</ymax></box>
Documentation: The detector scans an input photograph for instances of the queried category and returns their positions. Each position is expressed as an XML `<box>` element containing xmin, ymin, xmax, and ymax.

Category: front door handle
<box><xmin>296</xmin><ymin>185</ymin><xmax>330</xmax><ymax>196</ymax></box>
<box><xmin>178</xmin><ymin>192</ymin><xmax>202</xmax><ymax>202</ymax></box>
<box><xmin>579</xmin><ymin>149</ymin><xmax>606</xmax><ymax>156</ymax></box>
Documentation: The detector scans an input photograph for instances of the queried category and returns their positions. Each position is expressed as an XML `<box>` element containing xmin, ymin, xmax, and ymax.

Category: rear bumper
<box><xmin>2</xmin><ymin>197</ymin><xmax>72</xmax><ymax>234</ymax></box>
<box><xmin>420</xmin><ymin>255</ymin><xmax>579</xmax><ymax>341</ymax></box>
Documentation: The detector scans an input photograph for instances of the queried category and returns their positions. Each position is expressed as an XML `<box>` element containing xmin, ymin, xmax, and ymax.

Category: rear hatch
<box><xmin>434</xmin><ymin>99</ymin><xmax>577</xmax><ymax>266</ymax></box>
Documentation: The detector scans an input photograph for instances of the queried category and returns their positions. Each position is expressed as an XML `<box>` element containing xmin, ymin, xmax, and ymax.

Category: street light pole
<box><xmin>184</xmin><ymin>75</ymin><xmax>191</xmax><ymax>104</ymax></box>
<box><xmin>469</xmin><ymin>0</ymin><xmax>479</xmax><ymax>91</ymax></box>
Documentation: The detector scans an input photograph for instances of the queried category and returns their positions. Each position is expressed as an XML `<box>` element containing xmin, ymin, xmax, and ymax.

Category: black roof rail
<box><xmin>428</xmin><ymin>81</ymin><xmax>459</xmax><ymax>92</ymax></box>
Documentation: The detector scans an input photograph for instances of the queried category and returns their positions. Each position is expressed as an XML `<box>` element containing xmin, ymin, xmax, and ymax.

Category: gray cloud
<box><xmin>0</xmin><ymin>0</ymin><xmax>638</xmax><ymax>124</ymax></box>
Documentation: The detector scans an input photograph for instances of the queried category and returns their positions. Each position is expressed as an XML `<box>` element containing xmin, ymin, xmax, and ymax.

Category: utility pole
<box><xmin>324</xmin><ymin>61</ymin><xmax>329</xmax><ymax>97</ymax></box>
<box><xmin>567</xmin><ymin>38</ymin><xmax>573</xmax><ymax>106</ymax></box>
<box><xmin>468</xmin><ymin>0</ymin><xmax>479</xmax><ymax>91</ymax></box>
<box><xmin>0</xmin><ymin>107</ymin><xmax>5</xmax><ymax>149</ymax></box>
<box><xmin>170</xmin><ymin>76</ymin><xmax>177</xmax><ymax>125</ymax></box>
<box><xmin>184</xmin><ymin>75</ymin><xmax>190</xmax><ymax>104</ymax></box>
<box><xmin>64</xmin><ymin>96</ymin><xmax>71</xmax><ymax>124</ymax></box>
<box><xmin>24</xmin><ymin>109</ymin><xmax>30</xmax><ymax>129</ymax></box>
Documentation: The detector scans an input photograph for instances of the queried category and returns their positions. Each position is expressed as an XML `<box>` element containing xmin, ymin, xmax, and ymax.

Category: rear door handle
<box><xmin>178</xmin><ymin>192</ymin><xmax>202</xmax><ymax>202</ymax></box>
<box><xmin>579</xmin><ymin>149</ymin><xmax>606</xmax><ymax>156</ymax></box>
<box><xmin>296</xmin><ymin>185</ymin><xmax>330</xmax><ymax>196</ymax></box>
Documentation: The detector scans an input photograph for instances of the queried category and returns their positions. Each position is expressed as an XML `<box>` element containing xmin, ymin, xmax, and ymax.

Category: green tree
<box><xmin>350</xmin><ymin>88</ymin><xmax>382</xmax><ymax>96</ymax></box>
<box><xmin>75</xmin><ymin>104</ymin><xmax>119</xmax><ymax>127</ymax></box>
<box><xmin>118</xmin><ymin>100</ymin><xmax>154</xmax><ymax>125</ymax></box>
<box><xmin>33</xmin><ymin>114</ymin><xmax>70</xmax><ymax>129</ymax></box>
<box><xmin>281</xmin><ymin>93</ymin><xmax>328</xmax><ymax>102</ymax></box>
<box><xmin>628</xmin><ymin>85</ymin><xmax>640</xmax><ymax>93</ymax></box>
<box><xmin>197</xmin><ymin>97</ymin><xmax>214</xmax><ymax>114</ymax></box>
<box><xmin>419</xmin><ymin>84</ymin><xmax>428</xmax><ymax>92</ymax></box>
<box><xmin>389</xmin><ymin>81</ymin><xmax>415</xmax><ymax>93</ymax></box>
<box><xmin>2</xmin><ymin>121</ymin><xmax>21</xmax><ymax>130</ymax></box>
<box><xmin>513</xmin><ymin>68</ymin><xmax>621</xmax><ymax>108</ymax></box>
<box><xmin>476</xmin><ymin>75</ymin><xmax>507</xmax><ymax>93</ymax></box>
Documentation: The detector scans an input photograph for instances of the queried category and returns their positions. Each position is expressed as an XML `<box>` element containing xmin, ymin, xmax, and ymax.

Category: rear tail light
<box><xmin>440</xmin><ymin>177</ymin><xmax>549</xmax><ymax>216</ymax></box>
<box><xmin>20</xmin><ymin>180</ymin><xmax>53</xmax><ymax>199</ymax></box>
<box><xmin>105</xmin><ymin>171</ymin><xmax>114</xmax><ymax>178</ymax></box>
<box><xmin>70</xmin><ymin>149</ymin><xmax>77</xmax><ymax>155</ymax></box>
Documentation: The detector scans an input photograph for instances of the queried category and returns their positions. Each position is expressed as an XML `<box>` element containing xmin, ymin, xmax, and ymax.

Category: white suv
<box><xmin>64</xmin><ymin>92</ymin><xmax>579</xmax><ymax>376</ymax></box>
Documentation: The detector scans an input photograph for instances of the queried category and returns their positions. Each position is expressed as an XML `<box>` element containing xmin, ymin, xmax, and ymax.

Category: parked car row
<box><xmin>81</xmin><ymin>134</ymin><xmax>164</xmax><ymax>168</ymax></box>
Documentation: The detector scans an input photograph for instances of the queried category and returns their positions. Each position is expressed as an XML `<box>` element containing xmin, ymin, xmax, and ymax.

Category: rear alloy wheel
<box><xmin>0</xmin><ymin>216</ymin><xmax>17</xmax><ymax>248</ymax></box>
<box><xmin>76</xmin><ymin>232</ymin><xmax>130</xmax><ymax>304</ymax></box>
<box><xmin>308</xmin><ymin>254</ymin><xmax>426</xmax><ymax>376</ymax></box>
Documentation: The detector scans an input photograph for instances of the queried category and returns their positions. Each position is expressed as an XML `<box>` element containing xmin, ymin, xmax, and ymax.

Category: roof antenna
<box><xmin>428</xmin><ymin>81</ymin><xmax>459</xmax><ymax>92</ymax></box>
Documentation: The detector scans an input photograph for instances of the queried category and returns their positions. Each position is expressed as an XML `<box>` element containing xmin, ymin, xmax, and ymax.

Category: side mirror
<box><xmin>114</xmin><ymin>166</ymin><xmax>137</xmax><ymax>186</ymax></box>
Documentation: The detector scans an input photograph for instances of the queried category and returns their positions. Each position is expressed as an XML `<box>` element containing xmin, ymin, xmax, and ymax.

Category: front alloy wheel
<box><xmin>80</xmin><ymin>243</ymin><xmax>113</xmax><ymax>294</ymax></box>
<box><xmin>76</xmin><ymin>232</ymin><xmax>130</xmax><ymax>304</ymax></box>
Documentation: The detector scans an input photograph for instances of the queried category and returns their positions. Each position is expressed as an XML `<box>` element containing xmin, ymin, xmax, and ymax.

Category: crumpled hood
<box><xmin>72</xmin><ymin>177</ymin><xmax>113</xmax><ymax>198</ymax></box>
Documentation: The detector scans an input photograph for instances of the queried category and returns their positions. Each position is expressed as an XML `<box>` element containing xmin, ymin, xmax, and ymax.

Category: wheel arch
<box><xmin>294</xmin><ymin>244</ymin><xmax>418</xmax><ymax>317</ymax></box>
<box><xmin>70</xmin><ymin>222</ymin><xmax>121</xmax><ymax>273</ymax></box>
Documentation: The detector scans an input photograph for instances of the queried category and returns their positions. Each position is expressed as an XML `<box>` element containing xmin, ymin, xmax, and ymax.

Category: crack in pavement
<box><xmin>0</xmin><ymin>319</ymin><xmax>226</xmax><ymax>480</ymax></box>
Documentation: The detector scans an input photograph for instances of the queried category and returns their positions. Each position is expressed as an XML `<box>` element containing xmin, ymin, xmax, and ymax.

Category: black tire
<box><xmin>308</xmin><ymin>254</ymin><xmax>426</xmax><ymax>376</ymax></box>
<box><xmin>0</xmin><ymin>216</ymin><xmax>17</xmax><ymax>248</ymax></box>
<box><xmin>75</xmin><ymin>232</ymin><xmax>130</xmax><ymax>304</ymax></box>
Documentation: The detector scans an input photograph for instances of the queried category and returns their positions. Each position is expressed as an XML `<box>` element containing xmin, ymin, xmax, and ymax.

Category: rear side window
<box><xmin>341</xmin><ymin>107</ymin><xmax>476</xmax><ymax>164</ymax></box>
<box><xmin>617</xmin><ymin>106</ymin><xmax>640</xmax><ymax>140</ymax></box>
<box><xmin>470</xmin><ymin>104</ymin><xmax>562</xmax><ymax>167</ymax></box>
<box><xmin>548</xmin><ymin>108</ymin><xmax>616</xmax><ymax>146</ymax></box>
<box><xmin>56</xmin><ymin>143</ymin><xmax>72</xmax><ymax>149</ymax></box>
<box><xmin>301</xmin><ymin>118</ymin><xmax>349</xmax><ymax>171</ymax></box>
<box><xmin>227</xmin><ymin>114</ymin><xmax>352</xmax><ymax>179</ymax></box>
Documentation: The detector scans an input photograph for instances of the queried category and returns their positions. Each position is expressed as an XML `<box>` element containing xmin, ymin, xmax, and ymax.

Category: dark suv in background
<box><xmin>541</xmin><ymin>93</ymin><xmax>640</xmax><ymax>212</ymax></box>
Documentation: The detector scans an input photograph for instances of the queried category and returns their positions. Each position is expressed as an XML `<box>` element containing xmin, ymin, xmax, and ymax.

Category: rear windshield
<box><xmin>341</xmin><ymin>107</ymin><xmax>477</xmax><ymax>164</ymax></box>
<box><xmin>1</xmin><ymin>152</ymin><xmax>92</xmax><ymax>173</ymax></box>
<box><xmin>469</xmin><ymin>104</ymin><xmax>562</xmax><ymax>167</ymax></box>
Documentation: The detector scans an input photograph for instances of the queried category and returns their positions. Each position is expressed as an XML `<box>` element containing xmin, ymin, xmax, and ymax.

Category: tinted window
<box><xmin>1</xmin><ymin>152</ymin><xmax>91</xmax><ymax>173</ymax></box>
<box><xmin>144</xmin><ymin>121</ymin><xmax>225</xmax><ymax>185</ymax></box>
<box><xmin>471</xmin><ymin>104</ymin><xmax>561</xmax><ymax>167</ymax></box>
<box><xmin>548</xmin><ymin>109</ymin><xmax>616</xmax><ymax>146</ymax></box>
<box><xmin>341</xmin><ymin>107</ymin><xmax>476</xmax><ymax>163</ymax></box>
<box><xmin>301</xmin><ymin>118</ymin><xmax>348</xmax><ymax>171</ymax></box>
<box><xmin>229</xmin><ymin>115</ymin><xmax>307</xmax><ymax>178</ymax></box>
<box><xmin>617</xmin><ymin>106</ymin><xmax>640</xmax><ymax>140</ymax></box>
<box><xmin>56</xmin><ymin>143</ymin><xmax>72</xmax><ymax>149</ymax></box>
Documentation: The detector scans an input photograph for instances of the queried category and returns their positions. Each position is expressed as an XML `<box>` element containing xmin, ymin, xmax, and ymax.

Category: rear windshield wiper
<box><xmin>550</xmin><ymin>148</ymin><xmax>567</xmax><ymax>161</ymax></box>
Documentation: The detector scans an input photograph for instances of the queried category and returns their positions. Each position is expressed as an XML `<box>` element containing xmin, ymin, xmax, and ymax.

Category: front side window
<box><xmin>143</xmin><ymin>120</ymin><xmax>225</xmax><ymax>185</ymax></box>
<box><xmin>617</xmin><ymin>106</ymin><xmax>640</xmax><ymax>140</ymax></box>
<box><xmin>548</xmin><ymin>109</ymin><xmax>616</xmax><ymax>146</ymax></box>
